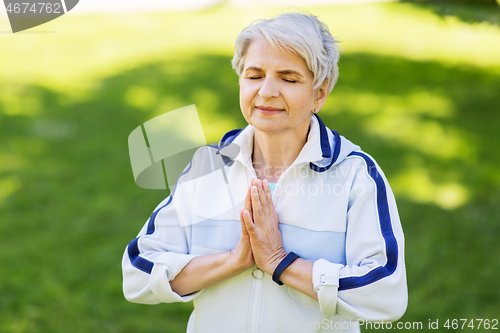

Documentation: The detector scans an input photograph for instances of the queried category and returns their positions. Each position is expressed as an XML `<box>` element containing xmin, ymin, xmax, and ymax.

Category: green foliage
<box><xmin>403</xmin><ymin>0</ymin><xmax>500</xmax><ymax>26</ymax></box>
<box><xmin>403</xmin><ymin>0</ymin><xmax>499</xmax><ymax>6</ymax></box>
<box><xmin>0</xmin><ymin>2</ymin><xmax>499</xmax><ymax>332</ymax></box>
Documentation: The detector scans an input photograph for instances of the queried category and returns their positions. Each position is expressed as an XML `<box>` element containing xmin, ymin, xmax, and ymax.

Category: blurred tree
<box><xmin>402</xmin><ymin>0</ymin><xmax>499</xmax><ymax>6</ymax></box>
<box><xmin>400</xmin><ymin>0</ymin><xmax>500</xmax><ymax>26</ymax></box>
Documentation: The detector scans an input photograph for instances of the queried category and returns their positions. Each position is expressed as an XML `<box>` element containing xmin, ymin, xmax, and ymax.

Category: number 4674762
<box><xmin>444</xmin><ymin>319</ymin><xmax>498</xmax><ymax>330</ymax></box>
<box><xmin>6</xmin><ymin>2</ymin><xmax>62</xmax><ymax>14</ymax></box>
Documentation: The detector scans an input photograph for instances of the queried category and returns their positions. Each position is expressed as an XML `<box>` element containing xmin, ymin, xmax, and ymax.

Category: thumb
<box><xmin>239</xmin><ymin>209</ymin><xmax>249</xmax><ymax>237</ymax></box>
<box><xmin>241</xmin><ymin>209</ymin><xmax>255</xmax><ymax>236</ymax></box>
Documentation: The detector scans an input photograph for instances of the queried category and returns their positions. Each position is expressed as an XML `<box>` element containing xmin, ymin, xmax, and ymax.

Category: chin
<box><xmin>252</xmin><ymin>122</ymin><xmax>284</xmax><ymax>134</ymax></box>
<box><xmin>249</xmin><ymin>114</ymin><xmax>284</xmax><ymax>129</ymax></box>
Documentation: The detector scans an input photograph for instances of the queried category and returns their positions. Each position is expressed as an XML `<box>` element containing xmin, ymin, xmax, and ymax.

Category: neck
<box><xmin>252</xmin><ymin>118</ymin><xmax>311</xmax><ymax>182</ymax></box>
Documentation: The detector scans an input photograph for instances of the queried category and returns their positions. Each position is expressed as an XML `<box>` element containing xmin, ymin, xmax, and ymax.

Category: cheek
<box><xmin>239</xmin><ymin>86</ymin><xmax>253</xmax><ymax>120</ymax></box>
<box><xmin>239</xmin><ymin>84</ymin><xmax>255</xmax><ymax>108</ymax></box>
<box><xmin>287</xmin><ymin>87</ymin><xmax>315</xmax><ymax>111</ymax></box>
<box><xmin>239</xmin><ymin>87</ymin><xmax>246</xmax><ymax>109</ymax></box>
<box><xmin>304</xmin><ymin>87</ymin><xmax>317</xmax><ymax>106</ymax></box>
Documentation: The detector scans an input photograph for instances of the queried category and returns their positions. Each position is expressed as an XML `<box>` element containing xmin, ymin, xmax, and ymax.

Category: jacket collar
<box><xmin>217</xmin><ymin>114</ymin><xmax>331</xmax><ymax>169</ymax></box>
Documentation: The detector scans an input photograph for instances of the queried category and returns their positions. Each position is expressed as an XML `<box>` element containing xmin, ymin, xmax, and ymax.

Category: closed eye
<box><xmin>283</xmin><ymin>78</ymin><xmax>297</xmax><ymax>83</ymax></box>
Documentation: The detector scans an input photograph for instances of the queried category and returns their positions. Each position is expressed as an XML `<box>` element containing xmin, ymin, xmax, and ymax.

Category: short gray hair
<box><xmin>231</xmin><ymin>11</ymin><xmax>341</xmax><ymax>94</ymax></box>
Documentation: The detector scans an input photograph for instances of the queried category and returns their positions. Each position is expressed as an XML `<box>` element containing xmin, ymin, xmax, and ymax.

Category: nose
<box><xmin>258</xmin><ymin>77</ymin><xmax>279</xmax><ymax>99</ymax></box>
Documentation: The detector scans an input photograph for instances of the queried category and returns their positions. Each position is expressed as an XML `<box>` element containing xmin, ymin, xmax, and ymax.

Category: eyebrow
<box><xmin>243</xmin><ymin>66</ymin><xmax>304</xmax><ymax>78</ymax></box>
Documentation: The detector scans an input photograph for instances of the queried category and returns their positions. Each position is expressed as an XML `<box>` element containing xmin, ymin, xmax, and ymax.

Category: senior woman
<box><xmin>122</xmin><ymin>12</ymin><xmax>407</xmax><ymax>333</ymax></box>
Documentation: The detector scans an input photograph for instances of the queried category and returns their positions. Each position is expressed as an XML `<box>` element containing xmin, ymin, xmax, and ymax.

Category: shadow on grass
<box><xmin>0</xmin><ymin>52</ymin><xmax>499</xmax><ymax>332</ymax></box>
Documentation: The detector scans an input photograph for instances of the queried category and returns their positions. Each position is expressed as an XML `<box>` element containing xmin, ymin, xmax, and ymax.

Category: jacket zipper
<box><xmin>248</xmin><ymin>271</ymin><xmax>263</xmax><ymax>333</ymax></box>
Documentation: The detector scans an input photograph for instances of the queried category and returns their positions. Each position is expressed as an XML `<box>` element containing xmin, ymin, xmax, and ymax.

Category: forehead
<box><xmin>243</xmin><ymin>38</ymin><xmax>310</xmax><ymax>74</ymax></box>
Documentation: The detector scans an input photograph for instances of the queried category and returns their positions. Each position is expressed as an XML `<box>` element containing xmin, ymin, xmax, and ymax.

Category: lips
<box><xmin>255</xmin><ymin>106</ymin><xmax>284</xmax><ymax>114</ymax></box>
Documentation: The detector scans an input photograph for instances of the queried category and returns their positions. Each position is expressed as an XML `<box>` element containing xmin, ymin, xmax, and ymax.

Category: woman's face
<box><xmin>239</xmin><ymin>38</ymin><xmax>327</xmax><ymax>135</ymax></box>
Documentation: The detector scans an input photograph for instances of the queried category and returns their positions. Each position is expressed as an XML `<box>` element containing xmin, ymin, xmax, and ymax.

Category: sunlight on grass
<box><xmin>332</xmin><ymin>89</ymin><xmax>454</xmax><ymax>118</ymax></box>
<box><xmin>329</xmin><ymin>86</ymin><xmax>475</xmax><ymax>209</ymax></box>
<box><xmin>0</xmin><ymin>176</ymin><xmax>21</xmax><ymax>206</ymax></box>
<box><xmin>1</xmin><ymin>2</ymin><xmax>500</xmax><ymax>95</ymax></box>
<box><xmin>146</xmin><ymin>87</ymin><xmax>240</xmax><ymax>143</ymax></box>
<box><xmin>434</xmin><ymin>182</ymin><xmax>469</xmax><ymax>209</ymax></box>
<box><xmin>392</xmin><ymin>168</ymin><xmax>469</xmax><ymax>209</ymax></box>
<box><xmin>191</xmin><ymin>88</ymin><xmax>221</xmax><ymax>115</ymax></box>
<box><xmin>0</xmin><ymin>151</ymin><xmax>25</xmax><ymax>206</ymax></box>
<box><xmin>154</xmin><ymin>96</ymin><xmax>191</xmax><ymax>117</ymax></box>
<box><xmin>0</xmin><ymin>85</ymin><xmax>41</xmax><ymax>116</ymax></box>
<box><xmin>318</xmin><ymin>3</ymin><xmax>500</xmax><ymax>68</ymax></box>
<box><xmin>369</xmin><ymin>114</ymin><xmax>471</xmax><ymax>160</ymax></box>
<box><xmin>125</xmin><ymin>86</ymin><xmax>158</xmax><ymax>110</ymax></box>
<box><xmin>122</xmin><ymin>54</ymin><xmax>241</xmax><ymax>142</ymax></box>
<box><xmin>331</xmin><ymin>88</ymin><xmax>472</xmax><ymax>161</ymax></box>
<box><xmin>0</xmin><ymin>8</ymin><xmax>248</xmax><ymax>93</ymax></box>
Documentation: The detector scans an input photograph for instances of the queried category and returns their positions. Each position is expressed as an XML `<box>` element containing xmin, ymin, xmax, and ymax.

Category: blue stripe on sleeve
<box><xmin>127</xmin><ymin>237</ymin><xmax>154</xmax><ymax>274</ymax></box>
<box><xmin>127</xmin><ymin>161</ymin><xmax>193</xmax><ymax>274</ymax></box>
<box><xmin>339</xmin><ymin>151</ymin><xmax>398</xmax><ymax>290</ymax></box>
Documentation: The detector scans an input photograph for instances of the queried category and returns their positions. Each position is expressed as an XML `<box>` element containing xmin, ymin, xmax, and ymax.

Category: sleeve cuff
<box><xmin>313</xmin><ymin>259</ymin><xmax>344</xmax><ymax>315</ymax></box>
<box><xmin>149</xmin><ymin>252</ymin><xmax>202</xmax><ymax>303</ymax></box>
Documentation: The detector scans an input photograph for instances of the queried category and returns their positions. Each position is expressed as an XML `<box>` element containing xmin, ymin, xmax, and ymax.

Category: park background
<box><xmin>1</xmin><ymin>0</ymin><xmax>499</xmax><ymax>331</ymax></box>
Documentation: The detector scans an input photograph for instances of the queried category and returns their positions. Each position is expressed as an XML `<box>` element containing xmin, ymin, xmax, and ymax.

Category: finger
<box><xmin>244</xmin><ymin>185</ymin><xmax>253</xmax><ymax>215</ymax></box>
<box><xmin>242</xmin><ymin>210</ymin><xmax>255</xmax><ymax>234</ymax></box>
<box><xmin>239</xmin><ymin>209</ymin><xmax>249</xmax><ymax>236</ymax></box>
<box><xmin>263</xmin><ymin>179</ymin><xmax>274</xmax><ymax>214</ymax></box>
<box><xmin>256</xmin><ymin>180</ymin><xmax>269</xmax><ymax>215</ymax></box>
<box><xmin>250</xmin><ymin>185</ymin><xmax>263</xmax><ymax>223</ymax></box>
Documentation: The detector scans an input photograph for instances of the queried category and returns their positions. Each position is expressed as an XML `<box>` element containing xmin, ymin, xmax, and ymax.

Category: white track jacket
<box><xmin>122</xmin><ymin>114</ymin><xmax>408</xmax><ymax>332</ymax></box>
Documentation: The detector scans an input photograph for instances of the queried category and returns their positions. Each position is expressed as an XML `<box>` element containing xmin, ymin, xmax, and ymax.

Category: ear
<box><xmin>313</xmin><ymin>80</ymin><xmax>329</xmax><ymax>111</ymax></box>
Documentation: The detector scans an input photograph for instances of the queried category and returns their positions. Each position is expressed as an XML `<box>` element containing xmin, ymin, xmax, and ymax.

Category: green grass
<box><xmin>1</xmin><ymin>2</ymin><xmax>499</xmax><ymax>332</ymax></box>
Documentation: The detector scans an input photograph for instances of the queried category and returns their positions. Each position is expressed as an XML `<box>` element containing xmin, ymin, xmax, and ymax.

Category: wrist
<box><xmin>228</xmin><ymin>249</ymin><xmax>251</xmax><ymax>273</ymax></box>
<box><xmin>263</xmin><ymin>250</ymin><xmax>287</xmax><ymax>276</ymax></box>
<box><xmin>272</xmin><ymin>251</ymin><xmax>300</xmax><ymax>286</ymax></box>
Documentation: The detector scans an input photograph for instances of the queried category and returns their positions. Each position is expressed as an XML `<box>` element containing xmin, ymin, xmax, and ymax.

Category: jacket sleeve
<box><xmin>312</xmin><ymin>151</ymin><xmax>408</xmax><ymax>322</ymax></box>
<box><xmin>122</xmin><ymin>162</ymin><xmax>202</xmax><ymax>305</ymax></box>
